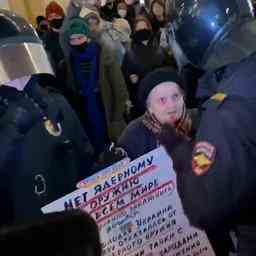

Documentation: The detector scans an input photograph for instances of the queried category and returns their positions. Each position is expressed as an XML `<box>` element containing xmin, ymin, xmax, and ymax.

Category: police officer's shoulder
<box><xmin>202</xmin><ymin>92</ymin><xmax>227</xmax><ymax>110</ymax></box>
<box><xmin>43</xmin><ymin>87</ymin><xmax>71</xmax><ymax>113</ymax></box>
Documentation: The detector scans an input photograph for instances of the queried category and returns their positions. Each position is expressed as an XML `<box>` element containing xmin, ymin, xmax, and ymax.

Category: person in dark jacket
<box><xmin>36</xmin><ymin>16</ymin><xmax>49</xmax><ymax>40</ymax></box>
<box><xmin>149</xmin><ymin>0</ymin><xmax>167</xmax><ymax>45</ymax></box>
<box><xmin>44</xmin><ymin>1</ymin><xmax>65</xmax><ymax>71</ymax></box>
<box><xmin>160</xmin><ymin>0</ymin><xmax>256</xmax><ymax>255</ymax></box>
<box><xmin>0</xmin><ymin>210</ymin><xmax>101</xmax><ymax>256</ymax></box>
<box><xmin>0</xmin><ymin>10</ymin><xmax>94</xmax><ymax>226</ymax></box>
<box><xmin>121</xmin><ymin>16</ymin><xmax>175</xmax><ymax>119</ymax></box>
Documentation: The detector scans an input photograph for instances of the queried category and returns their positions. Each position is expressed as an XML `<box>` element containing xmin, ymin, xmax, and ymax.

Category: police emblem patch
<box><xmin>211</xmin><ymin>92</ymin><xmax>226</xmax><ymax>102</ymax></box>
<box><xmin>192</xmin><ymin>141</ymin><xmax>216</xmax><ymax>176</ymax></box>
<box><xmin>44</xmin><ymin>119</ymin><xmax>62</xmax><ymax>137</ymax></box>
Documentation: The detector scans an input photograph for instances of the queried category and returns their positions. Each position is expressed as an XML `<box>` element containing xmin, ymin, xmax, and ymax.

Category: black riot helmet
<box><xmin>166</xmin><ymin>0</ymin><xmax>256</xmax><ymax>71</ymax></box>
<box><xmin>0</xmin><ymin>9</ymin><xmax>53</xmax><ymax>85</ymax></box>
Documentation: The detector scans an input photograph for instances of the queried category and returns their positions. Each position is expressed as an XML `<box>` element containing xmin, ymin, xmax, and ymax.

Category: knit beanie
<box><xmin>67</xmin><ymin>18</ymin><xmax>91</xmax><ymax>39</ymax></box>
<box><xmin>138</xmin><ymin>67</ymin><xmax>184</xmax><ymax>112</ymax></box>
<box><xmin>45</xmin><ymin>1</ymin><xmax>65</xmax><ymax>20</ymax></box>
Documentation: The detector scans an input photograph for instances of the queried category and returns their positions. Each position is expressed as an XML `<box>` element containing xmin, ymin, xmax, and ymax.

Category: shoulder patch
<box><xmin>192</xmin><ymin>141</ymin><xmax>216</xmax><ymax>176</ymax></box>
<box><xmin>203</xmin><ymin>92</ymin><xmax>227</xmax><ymax>110</ymax></box>
<box><xmin>211</xmin><ymin>92</ymin><xmax>226</xmax><ymax>102</ymax></box>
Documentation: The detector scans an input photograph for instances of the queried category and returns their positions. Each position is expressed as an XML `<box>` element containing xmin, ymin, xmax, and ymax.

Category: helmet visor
<box><xmin>170</xmin><ymin>0</ymin><xmax>240</xmax><ymax>67</ymax></box>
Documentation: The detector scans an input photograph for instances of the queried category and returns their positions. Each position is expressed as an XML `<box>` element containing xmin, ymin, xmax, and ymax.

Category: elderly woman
<box><xmin>118</xmin><ymin>67</ymin><xmax>196</xmax><ymax>160</ymax></box>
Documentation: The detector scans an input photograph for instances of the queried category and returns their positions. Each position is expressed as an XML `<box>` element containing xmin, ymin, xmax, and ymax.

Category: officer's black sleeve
<box><xmin>176</xmin><ymin>106</ymin><xmax>234</xmax><ymax>231</ymax></box>
<box><xmin>117</xmin><ymin>124</ymin><xmax>140</xmax><ymax>160</ymax></box>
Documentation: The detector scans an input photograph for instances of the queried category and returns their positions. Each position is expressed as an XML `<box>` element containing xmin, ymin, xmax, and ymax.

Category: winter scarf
<box><xmin>142</xmin><ymin>105</ymin><xmax>192</xmax><ymax>140</ymax></box>
<box><xmin>70</xmin><ymin>42</ymin><xmax>109</xmax><ymax>154</ymax></box>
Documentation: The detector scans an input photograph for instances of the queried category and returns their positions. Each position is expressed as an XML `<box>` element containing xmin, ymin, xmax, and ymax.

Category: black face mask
<box><xmin>133</xmin><ymin>29</ymin><xmax>152</xmax><ymax>44</ymax></box>
<box><xmin>71</xmin><ymin>42</ymin><xmax>88</xmax><ymax>53</ymax></box>
<box><xmin>50</xmin><ymin>18</ymin><xmax>64</xmax><ymax>29</ymax></box>
<box><xmin>40</xmin><ymin>25</ymin><xmax>48</xmax><ymax>31</ymax></box>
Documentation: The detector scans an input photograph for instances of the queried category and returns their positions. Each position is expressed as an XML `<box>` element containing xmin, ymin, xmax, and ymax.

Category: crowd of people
<box><xmin>1</xmin><ymin>0</ymin><xmax>256</xmax><ymax>255</ymax></box>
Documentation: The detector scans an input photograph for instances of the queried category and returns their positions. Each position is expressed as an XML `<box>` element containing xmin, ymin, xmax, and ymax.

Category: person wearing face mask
<box><xmin>59</xmin><ymin>0</ymin><xmax>123</xmax><ymax>62</ymax></box>
<box><xmin>44</xmin><ymin>1</ymin><xmax>65</xmax><ymax>71</ymax></box>
<box><xmin>121</xmin><ymin>16</ymin><xmax>176</xmax><ymax>119</ymax></box>
<box><xmin>36</xmin><ymin>16</ymin><xmax>49</xmax><ymax>40</ymax></box>
<box><xmin>59</xmin><ymin>1</ymin><xmax>128</xmax><ymax>65</ymax></box>
<box><xmin>68</xmin><ymin>18</ymin><xmax>110</xmax><ymax>156</ymax></box>
<box><xmin>116</xmin><ymin>2</ymin><xmax>134</xmax><ymax>26</ymax></box>
<box><xmin>117</xmin><ymin>68</ymin><xmax>197</xmax><ymax>160</ymax></box>
<box><xmin>117</xmin><ymin>2</ymin><xmax>128</xmax><ymax>19</ymax></box>
<box><xmin>60</xmin><ymin>18</ymin><xmax>129</xmax><ymax>155</ymax></box>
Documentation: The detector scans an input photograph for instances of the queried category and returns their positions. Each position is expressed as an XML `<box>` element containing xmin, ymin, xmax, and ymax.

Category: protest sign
<box><xmin>42</xmin><ymin>147</ymin><xmax>215</xmax><ymax>256</ymax></box>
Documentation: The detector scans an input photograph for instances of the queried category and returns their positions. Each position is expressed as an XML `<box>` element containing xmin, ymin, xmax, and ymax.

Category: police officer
<box><xmin>0</xmin><ymin>10</ymin><xmax>94</xmax><ymax>226</ymax></box>
<box><xmin>156</xmin><ymin>0</ymin><xmax>256</xmax><ymax>255</ymax></box>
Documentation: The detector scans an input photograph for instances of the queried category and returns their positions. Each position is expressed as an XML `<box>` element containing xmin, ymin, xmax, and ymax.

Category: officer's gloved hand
<box><xmin>157</xmin><ymin>123</ymin><xmax>188</xmax><ymax>150</ymax></box>
<box><xmin>143</xmin><ymin>111</ymin><xmax>193</xmax><ymax>173</ymax></box>
<box><xmin>157</xmin><ymin>124</ymin><xmax>193</xmax><ymax>174</ymax></box>
<box><xmin>0</xmin><ymin>91</ymin><xmax>45</xmax><ymax>135</ymax></box>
